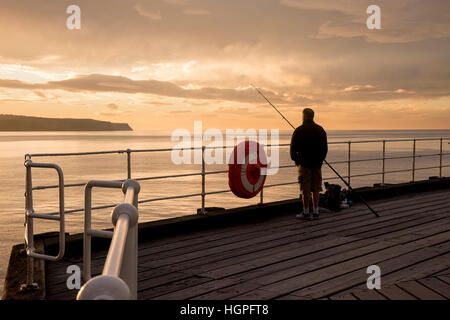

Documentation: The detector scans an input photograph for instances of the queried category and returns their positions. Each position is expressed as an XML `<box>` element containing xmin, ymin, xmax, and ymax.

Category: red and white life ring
<box><xmin>228</xmin><ymin>140</ymin><xmax>267</xmax><ymax>199</ymax></box>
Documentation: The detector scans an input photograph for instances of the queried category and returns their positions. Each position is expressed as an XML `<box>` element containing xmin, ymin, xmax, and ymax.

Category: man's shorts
<box><xmin>297</xmin><ymin>165</ymin><xmax>323</xmax><ymax>194</ymax></box>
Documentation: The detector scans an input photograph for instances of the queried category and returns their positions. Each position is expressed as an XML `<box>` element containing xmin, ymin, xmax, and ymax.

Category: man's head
<box><xmin>303</xmin><ymin>108</ymin><xmax>315</xmax><ymax>122</ymax></box>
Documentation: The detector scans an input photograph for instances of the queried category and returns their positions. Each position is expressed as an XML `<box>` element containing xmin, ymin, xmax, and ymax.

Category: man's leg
<box><xmin>296</xmin><ymin>165</ymin><xmax>312</xmax><ymax>220</ymax></box>
<box><xmin>302</xmin><ymin>192</ymin><xmax>311</xmax><ymax>215</ymax></box>
<box><xmin>311</xmin><ymin>168</ymin><xmax>323</xmax><ymax>219</ymax></box>
<box><xmin>312</xmin><ymin>192</ymin><xmax>320</xmax><ymax>212</ymax></box>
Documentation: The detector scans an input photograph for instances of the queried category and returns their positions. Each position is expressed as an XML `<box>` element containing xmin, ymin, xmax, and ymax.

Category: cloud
<box><xmin>280</xmin><ymin>0</ymin><xmax>450</xmax><ymax>43</ymax></box>
<box><xmin>134</xmin><ymin>3</ymin><xmax>162</xmax><ymax>21</ymax></box>
<box><xmin>106</xmin><ymin>103</ymin><xmax>119</xmax><ymax>110</ymax></box>
<box><xmin>183</xmin><ymin>9</ymin><xmax>211</xmax><ymax>16</ymax></box>
<box><xmin>0</xmin><ymin>74</ymin><xmax>316</xmax><ymax>106</ymax></box>
<box><xmin>164</xmin><ymin>0</ymin><xmax>188</xmax><ymax>5</ymax></box>
<box><xmin>96</xmin><ymin>102</ymin><xmax>132</xmax><ymax>117</ymax></box>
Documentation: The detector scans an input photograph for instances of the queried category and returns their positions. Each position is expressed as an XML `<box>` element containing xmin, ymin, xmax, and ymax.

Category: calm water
<box><xmin>1</xmin><ymin>129</ymin><xmax>449</xmax><ymax>292</ymax></box>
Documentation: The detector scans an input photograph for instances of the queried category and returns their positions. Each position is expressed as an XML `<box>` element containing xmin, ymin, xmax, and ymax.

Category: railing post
<box><xmin>412</xmin><ymin>139</ymin><xmax>416</xmax><ymax>181</ymax></box>
<box><xmin>83</xmin><ymin>185</ymin><xmax>92</xmax><ymax>281</ymax></box>
<box><xmin>347</xmin><ymin>141</ymin><xmax>351</xmax><ymax>185</ymax></box>
<box><xmin>24</xmin><ymin>160</ymin><xmax>35</xmax><ymax>289</ymax></box>
<box><xmin>382</xmin><ymin>140</ymin><xmax>386</xmax><ymax>185</ymax></box>
<box><xmin>439</xmin><ymin>138</ymin><xmax>443</xmax><ymax>177</ymax></box>
<box><xmin>260</xmin><ymin>186</ymin><xmax>264</xmax><ymax>205</ymax></box>
<box><xmin>201</xmin><ymin>146</ymin><xmax>206</xmax><ymax>215</ymax></box>
<box><xmin>119</xmin><ymin>181</ymin><xmax>139</xmax><ymax>300</ymax></box>
<box><xmin>126</xmin><ymin>149</ymin><xmax>131</xmax><ymax>179</ymax></box>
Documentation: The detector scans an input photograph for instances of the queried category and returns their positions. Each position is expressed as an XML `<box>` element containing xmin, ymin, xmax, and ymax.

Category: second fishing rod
<box><xmin>251</xmin><ymin>84</ymin><xmax>380</xmax><ymax>218</ymax></box>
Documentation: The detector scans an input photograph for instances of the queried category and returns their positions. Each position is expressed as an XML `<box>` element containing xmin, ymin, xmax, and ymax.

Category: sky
<box><xmin>0</xmin><ymin>0</ymin><xmax>449</xmax><ymax>130</ymax></box>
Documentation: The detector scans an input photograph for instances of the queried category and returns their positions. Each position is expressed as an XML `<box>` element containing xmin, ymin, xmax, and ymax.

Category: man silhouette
<box><xmin>290</xmin><ymin>108</ymin><xmax>328</xmax><ymax>220</ymax></box>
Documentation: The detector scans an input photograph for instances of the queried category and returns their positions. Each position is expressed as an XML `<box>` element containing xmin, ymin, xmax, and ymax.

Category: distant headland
<box><xmin>0</xmin><ymin>114</ymin><xmax>133</xmax><ymax>131</ymax></box>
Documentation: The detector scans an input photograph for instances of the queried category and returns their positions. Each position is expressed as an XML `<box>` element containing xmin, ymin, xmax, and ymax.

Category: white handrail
<box><xmin>77</xmin><ymin>180</ymin><xmax>140</xmax><ymax>300</ymax></box>
<box><xmin>22</xmin><ymin>160</ymin><xmax>65</xmax><ymax>291</ymax></box>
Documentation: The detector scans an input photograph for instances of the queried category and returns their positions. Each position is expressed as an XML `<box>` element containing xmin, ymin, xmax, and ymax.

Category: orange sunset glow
<box><xmin>0</xmin><ymin>0</ymin><xmax>449</xmax><ymax>130</ymax></box>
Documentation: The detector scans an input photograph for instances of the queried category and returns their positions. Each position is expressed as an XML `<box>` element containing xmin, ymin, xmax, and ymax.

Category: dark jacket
<box><xmin>290</xmin><ymin>120</ymin><xmax>328</xmax><ymax>169</ymax></box>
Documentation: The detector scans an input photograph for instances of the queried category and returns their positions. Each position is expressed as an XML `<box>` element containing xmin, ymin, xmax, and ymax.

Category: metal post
<box><xmin>260</xmin><ymin>186</ymin><xmax>264</xmax><ymax>205</ymax></box>
<box><xmin>84</xmin><ymin>185</ymin><xmax>92</xmax><ymax>282</ymax></box>
<box><xmin>347</xmin><ymin>141</ymin><xmax>351</xmax><ymax>185</ymax></box>
<box><xmin>24</xmin><ymin>161</ymin><xmax>34</xmax><ymax>287</ymax></box>
<box><xmin>126</xmin><ymin>149</ymin><xmax>131</xmax><ymax>179</ymax></box>
<box><xmin>119</xmin><ymin>183</ymin><xmax>139</xmax><ymax>300</ymax></box>
<box><xmin>439</xmin><ymin>138</ymin><xmax>443</xmax><ymax>177</ymax></box>
<box><xmin>412</xmin><ymin>139</ymin><xmax>416</xmax><ymax>181</ymax></box>
<box><xmin>201</xmin><ymin>146</ymin><xmax>206</xmax><ymax>215</ymax></box>
<box><xmin>382</xmin><ymin>140</ymin><xmax>386</xmax><ymax>185</ymax></box>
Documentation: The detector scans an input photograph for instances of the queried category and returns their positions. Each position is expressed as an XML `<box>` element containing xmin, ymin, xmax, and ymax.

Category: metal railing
<box><xmin>21</xmin><ymin>137</ymin><xmax>450</xmax><ymax>294</ymax></box>
<box><xmin>22</xmin><ymin>159</ymin><xmax>65</xmax><ymax>290</ymax></box>
<box><xmin>77</xmin><ymin>179</ymin><xmax>140</xmax><ymax>300</ymax></box>
<box><xmin>25</xmin><ymin>137</ymin><xmax>450</xmax><ymax>216</ymax></box>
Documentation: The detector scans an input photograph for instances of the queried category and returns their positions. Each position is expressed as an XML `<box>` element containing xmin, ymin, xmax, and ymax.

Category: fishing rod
<box><xmin>250</xmin><ymin>84</ymin><xmax>380</xmax><ymax>218</ymax></box>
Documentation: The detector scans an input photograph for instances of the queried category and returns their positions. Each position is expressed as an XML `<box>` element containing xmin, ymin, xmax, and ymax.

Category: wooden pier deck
<box><xmin>45</xmin><ymin>189</ymin><xmax>450</xmax><ymax>300</ymax></box>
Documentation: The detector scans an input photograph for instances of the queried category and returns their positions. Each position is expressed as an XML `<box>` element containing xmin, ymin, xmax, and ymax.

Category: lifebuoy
<box><xmin>228</xmin><ymin>140</ymin><xmax>267</xmax><ymax>199</ymax></box>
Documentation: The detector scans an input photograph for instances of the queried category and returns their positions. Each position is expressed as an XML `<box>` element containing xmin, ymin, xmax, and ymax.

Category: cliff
<box><xmin>0</xmin><ymin>114</ymin><xmax>133</xmax><ymax>131</ymax></box>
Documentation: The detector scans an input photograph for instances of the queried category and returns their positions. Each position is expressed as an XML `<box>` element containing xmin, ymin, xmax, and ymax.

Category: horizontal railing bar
<box><xmin>205</xmin><ymin>189</ymin><xmax>232</xmax><ymax>195</ymax></box>
<box><xmin>135</xmin><ymin>172</ymin><xmax>202</xmax><ymax>181</ymax></box>
<box><xmin>103</xmin><ymin>214</ymin><xmax>129</xmax><ymax>277</ymax></box>
<box><xmin>26</xmin><ymin>137</ymin><xmax>450</xmax><ymax>158</ymax></box>
<box><xmin>27</xmin><ymin>212</ymin><xmax>60</xmax><ymax>221</ymax></box>
<box><xmin>40</xmin><ymin>203</ymin><xmax>119</xmax><ymax>216</ymax></box>
<box><xmin>30</xmin><ymin>156</ymin><xmax>450</xmax><ymax>192</ymax></box>
<box><xmin>138</xmin><ymin>193</ymin><xmax>203</xmax><ymax>204</ymax></box>
<box><xmin>88</xmin><ymin>229</ymin><xmax>114</xmax><ymax>239</ymax></box>
<box><xmin>33</xmin><ymin>182</ymin><xmax>91</xmax><ymax>190</ymax></box>
<box><xmin>327</xmin><ymin>138</ymin><xmax>450</xmax><ymax>144</ymax></box>
<box><xmin>328</xmin><ymin>153</ymin><xmax>450</xmax><ymax>165</ymax></box>
<box><xmin>28</xmin><ymin>150</ymin><xmax>127</xmax><ymax>157</ymax></box>
<box><xmin>36</xmin><ymin>163</ymin><xmax>450</xmax><ymax>215</ymax></box>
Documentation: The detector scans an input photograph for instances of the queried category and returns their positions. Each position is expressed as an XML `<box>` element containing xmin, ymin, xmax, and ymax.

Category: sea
<box><xmin>1</xmin><ymin>129</ymin><xmax>449</xmax><ymax>293</ymax></box>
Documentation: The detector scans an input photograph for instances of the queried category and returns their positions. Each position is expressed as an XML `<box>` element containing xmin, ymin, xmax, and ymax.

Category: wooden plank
<box><xmin>242</xmin><ymin>219</ymin><xmax>450</xmax><ymax>287</ymax></box>
<box><xmin>138</xmin><ymin>271</ymin><xmax>194</xmax><ymax>291</ymax></box>
<box><xmin>221</xmin><ymin>238</ymin><xmax>381</xmax><ymax>286</ymax></box>
<box><xmin>134</xmin><ymin>193</ymin><xmax>450</xmax><ymax>262</ymax></box>
<box><xmin>255</xmin><ymin>232</ymin><xmax>450</xmax><ymax>295</ymax></box>
<box><xmin>84</xmin><ymin>192</ymin><xmax>450</xmax><ymax>276</ymax></box>
<box><xmin>437</xmin><ymin>275</ymin><xmax>450</xmax><ymax>284</ymax></box>
<box><xmin>191</xmin><ymin>282</ymin><xmax>262</xmax><ymax>300</ymax></box>
<box><xmin>377</xmin><ymin>286</ymin><xmax>417</xmax><ymax>300</ymax></box>
<box><xmin>231</xmin><ymin>288</ymin><xmax>280</xmax><ymax>300</ymax></box>
<box><xmin>139</xmin><ymin>276</ymin><xmax>211</xmax><ymax>300</ymax></box>
<box><xmin>329</xmin><ymin>292</ymin><xmax>358</xmax><ymax>300</ymax></box>
<box><xmin>352</xmin><ymin>289</ymin><xmax>387</xmax><ymax>300</ymax></box>
<box><xmin>435</xmin><ymin>267</ymin><xmax>450</xmax><ymax>276</ymax></box>
<box><xmin>397</xmin><ymin>281</ymin><xmax>446</xmax><ymax>300</ymax></box>
<box><xmin>138</xmin><ymin>212</ymin><xmax>449</xmax><ymax>284</ymax></box>
<box><xmin>233</xmin><ymin>240</ymin><xmax>394</xmax><ymax>286</ymax></box>
<box><xmin>137</xmin><ymin>189</ymin><xmax>450</xmax><ymax>252</ymax></box>
<box><xmin>276</xmin><ymin>294</ymin><xmax>312</xmax><ymax>300</ymax></box>
<box><xmin>417</xmin><ymin>278</ymin><xmax>450</xmax><ymax>299</ymax></box>
<box><xmin>381</xmin><ymin>252</ymin><xmax>450</xmax><ymax>285</ymax></box>
<box><xmin>138</xmin><ymin>204</ymin><xmax>450</xmax><ymax>270</ymax></box>
<box><xmin>152</xmin><ymin>278</ymin><xmax>240</xmax><ymax>300</ymax></box>
<box><xmin>279</xmin><ymin>235</ymin><xmax>450</xmax><ymax>299</ymax></box>
<box><xmin>42</xmin><ymin>190</ymin><xmax>450</xmax><ymax>299</ymax></box>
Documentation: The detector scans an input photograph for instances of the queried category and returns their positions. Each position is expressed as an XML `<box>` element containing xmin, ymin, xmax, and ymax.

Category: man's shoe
<box><xmin>313</xmin><ymin>213</ymin><xmax>320</xmax><ymax>220</ymax></box>
<box><xmin>296</xmin><ymin>213</ymin><xmax>312</xmax><ymax>220</ymax></box>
